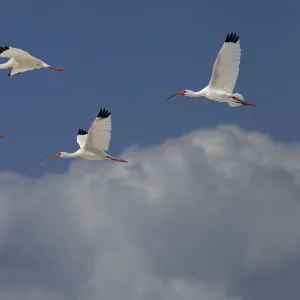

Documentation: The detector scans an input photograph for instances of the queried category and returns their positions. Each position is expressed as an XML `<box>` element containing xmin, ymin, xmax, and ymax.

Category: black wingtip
<box><xmin>225</xmin><ymin>33</ymin><xmax>239</xmax><ymax>44</ymax></box>
<box><xmin>77</xmin><ymin>129</ymin><xmax>88</xmax><ymax>135</ymax></box>
<box><xmin>0</xmin><ymin>46</ymin><xmax>9</xmax><ymax>55</ymax></box>
<box><xmin>97</xmin><ymin>108</ymin><xmax>111</xmax><ymax>119</ymax></box>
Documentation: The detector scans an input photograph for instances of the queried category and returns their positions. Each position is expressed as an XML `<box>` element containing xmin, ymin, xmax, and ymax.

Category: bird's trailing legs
<box><xmin>229</xmin><ymin>96</ymin><xmax>256</xmax><ymax>107</ymax></box>
<box><xmin>47</xmin><ymin>66</ymin><xmax>66</xmax><ymax>72</ymax></box>
<box><xmin>105</xmin><ymin>155</ymin><xmax>128</xmax><ymax>163</ymax></box>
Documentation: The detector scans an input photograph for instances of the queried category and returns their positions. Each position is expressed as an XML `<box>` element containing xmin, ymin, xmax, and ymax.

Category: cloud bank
<box><xmin>0</xmin><ymin>125</ymin><xmax>300</xmax><ymax>300</ymax></box>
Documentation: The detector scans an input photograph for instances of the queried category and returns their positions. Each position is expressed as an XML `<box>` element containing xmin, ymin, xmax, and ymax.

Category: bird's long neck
<box><xmin>0</xmin><ymin>59</ymin><xmax>14</xmax><ymax>69</ymax></box>
<box><xmin>192</xmin><ymin>89</ymin><xmax>206</xmax><ymax>97</ymax></box>
<box><xmin>62</xmin><ymin>151</ymin><xmax>81</xmax><ymax>158</ymax></box>
<box><xmin>185</xmin><ymin>89</ymin><xmax>206</xmax><ymax>98</ymax></box>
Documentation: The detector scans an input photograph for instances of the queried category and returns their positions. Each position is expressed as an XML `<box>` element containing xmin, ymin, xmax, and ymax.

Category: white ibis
<box><xmin>167</xmin><ymin>33</ymin><xmax>256</xmax><ymax>107</ymax></box>
<box><xmin>42</xmin><ymin>109</ymin><xmax>128</xmax><ymax>165</ymax></box>
<box><xmin>0</xmin><ymin>46</ymin><xmax>66</xmax><ymax>77</ymax></box>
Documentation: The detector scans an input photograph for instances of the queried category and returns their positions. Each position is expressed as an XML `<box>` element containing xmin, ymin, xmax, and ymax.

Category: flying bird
<box><xmin>167</xmin><ymin>33</ymin><xmax>256</xmax><ymax>107</ymax></box>
<box><xmin>0</xmin><ymin>46</ymin><xmax>66</xmax><ymax>77</ymax></box>
<box><xmin>42</xmin><ymin>109</ymin><xmax>128</xmax><ymax>165</ymax></box>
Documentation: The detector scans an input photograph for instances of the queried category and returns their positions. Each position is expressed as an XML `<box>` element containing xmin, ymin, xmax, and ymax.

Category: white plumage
<box><xmin>85</xmin><ymin>111</ymin><xmax>112</xmax><ymax>152</ymax></box>
<box><xmin>42</xmin><ymin>109</ymin><xmax>128</xmax><ymax>165</ymax></box>
<box><xmin>0</xmin><ymin>46</ymin><xmax>66</xmax><ymax>76</ymax></box>
<box><xmin>0</xmin><ymin>47</ymin><xmax>32</xmax><ymax>59</ymax></box>
<box><xmin>209</xmin><ymin>37</ymin><xmax>241</xmax><ymax>93</ymax></box>
<box><xmin>76</xmin><ymin>131</ymin><xmax>88</xmax><ymax>149</ymax></box>
<box><xmin>167</xmin><ymin>33</ymin><xmax>256</xmax><ymax>107</ymax></box>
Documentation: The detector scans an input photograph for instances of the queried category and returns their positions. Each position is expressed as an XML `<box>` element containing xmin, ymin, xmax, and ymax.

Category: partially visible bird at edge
<box><xmin>0</xmin><ymin>46</ymin><xmax>66</xmax><ymax>77</ymax></box>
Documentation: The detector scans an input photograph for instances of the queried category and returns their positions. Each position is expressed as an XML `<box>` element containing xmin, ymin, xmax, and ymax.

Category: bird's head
<box><xmin>41</xmin><ymin>152</ymin><xmax>64</xmax><ymax>165</ymax></box>
<box><xmin>166</xmin><ymin>89</ymin><xmax>192</xmax><ymax>100</ymax></box>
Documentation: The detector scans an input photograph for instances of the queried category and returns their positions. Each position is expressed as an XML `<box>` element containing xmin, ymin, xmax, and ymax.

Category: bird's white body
<box><xmin>42</xmin><ymin>109</ymin><xmax>128</xmax><ymax>165</ymax></box>
<box><xmin>202</xmin><ymin>88</ymin><xmax>230</xmax><ymax>102</ymax></box>
<box><xmin>0</xmin><ymin>46</ymin><xmax>66</xmax><ymax>76</ymax></box>
<box><xmin>186</xmin><ymin>88</ymin><xmax>230</xmax><ymax>101</ymax></box>
<box><xmin>167</xmin><ymin>33</ymin><xmax>256</xmax><ymax>107</ymax></box>
<box><xmin>62</xmin><ymin>148</ymin><xmax>107</xmax><ymax>160</ymax></box>
<box><xmin>79</xmin><ymin>149</ymin><xmax>106</xmax><ymax>160</ymax></box>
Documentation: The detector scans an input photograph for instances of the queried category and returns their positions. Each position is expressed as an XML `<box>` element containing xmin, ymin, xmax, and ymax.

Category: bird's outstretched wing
<box><xmin>77</xmin><ymin>129</ymin><xmax>88</xmax><ymax>149</ymax></box>
<box><xmin>209</xmin><ymin>33</ymin><xmax>241</xmax><ymax>93</ymax></box>
<box><xmin>0</xmin><ymin>46</ymin><xmax>34</xmax><ymax>60</ymax></box>
<box><xmin>84</xmin><ymin>109</ymin><xmax>112</xmax><ymax>153</ymax></box>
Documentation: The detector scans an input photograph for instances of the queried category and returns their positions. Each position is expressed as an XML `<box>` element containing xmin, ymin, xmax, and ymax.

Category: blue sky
<box><xmin>0</xmin><ymin>0</ymin><xmax>299</xmax><ymax>177</ymax></box>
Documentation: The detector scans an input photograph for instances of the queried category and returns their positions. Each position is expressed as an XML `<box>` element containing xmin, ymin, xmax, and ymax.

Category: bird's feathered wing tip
<box><xmin>77</xmin><ymin>129</ymin><xmax>88</xmax><ymax>135</ymax></box>
<box><xmin>97</xmin><ymin>108</ymin><xmax>111</xmax><ymax>119</ymax></box>
<box><xmin>0</xmin><ymin>46</ymin><xmax>9</xmax><ymax>55</ymax></box>
<box><xmin>225</xmin><ymin>33</ymin><xmax>239</xmax><ymax>44</ymax></box>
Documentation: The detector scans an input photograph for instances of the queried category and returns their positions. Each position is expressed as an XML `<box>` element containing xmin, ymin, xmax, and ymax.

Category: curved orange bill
<box><xmin>47</xmin><ymin>66</ymin><xmax>67</xmax><ymax>72</ymax></box>
<box><xmin>41</xmin><ymin>154</ymin><xmax>60</xmax><ymax>166</ymax></box>
<box><xmin>166</xmin><ymin>91</ymin><xmax>185</xmax><ymax>100</ymax></box>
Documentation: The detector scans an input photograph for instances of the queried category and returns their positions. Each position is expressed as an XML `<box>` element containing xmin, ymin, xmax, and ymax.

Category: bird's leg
<box><xmin>105</xmin><ymin>155</ymin><xmax>128</xmax><ymax>163</ymax></box>
<box><xmin>229</xmin><ymin>96</ymin><xmax>256</xmax><ymax>107</ymax></box>
<box><xmin>47</xmin><ymin>66</ymin><xmax>66</xmax><ymax>72</ymax></box>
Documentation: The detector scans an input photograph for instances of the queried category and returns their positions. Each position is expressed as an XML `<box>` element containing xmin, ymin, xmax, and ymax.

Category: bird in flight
<box><xmin>0</xmin><ymin>46</ymin><xmax>66</xmax><ymax>77</ymax></box>
<box><xmin>42</xmin><ymin>109</ymin><xmax>128</xmax><ymax>165</ymax></box>
<box><xmin>167</xmin><ymin>33</ymin><xmax>256</xmax><ymax>107</ymax></box>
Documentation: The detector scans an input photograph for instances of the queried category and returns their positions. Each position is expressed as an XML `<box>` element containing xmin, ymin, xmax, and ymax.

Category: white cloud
<box><xmin>0</xmin><ymin>125</ymin><xmax>300</xmax><ymax>300</ymax></box>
